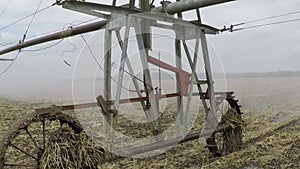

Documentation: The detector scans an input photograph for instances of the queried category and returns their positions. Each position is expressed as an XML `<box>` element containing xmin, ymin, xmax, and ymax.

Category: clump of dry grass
<box><xmin>40</xmin><ymin>128</ymin><xmax>104</xmax><ymax>169</ymax></box>
<box><xmin>221</xmin><ymin>108</ymin><xmax>243</xmax><ymax>153</ymax></box>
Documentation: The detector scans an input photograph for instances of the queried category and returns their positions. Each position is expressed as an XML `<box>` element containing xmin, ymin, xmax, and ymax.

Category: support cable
<box><xmin>60</xmin><ymin>38</ymin><xmax>75</xmax><ymax>67</ymax></box>
<box><xmin>80</xmin><ymin>35</ymin><xmax>149</xmax><ymax>93</ymax></box>
<box><xmin>232</xmin><ymin>17</ymin><xmax>300</xmax><ymax>32</ymax></box>
<box><xmin>0</xmin><ymin>51</ymin><xmax>20</xmax><ymax>75</ymax></box>
<box><xmin>0</xmin><ymin>41</ymin><xmax>16</xmax><ymax>47</ymax></box>
<box><xmin>0</xmin><ymin>1</ymin><xmax>58</xmax><ymax>31</ymax></box>
<box><xmin>241</xmin><ymin>10</ymin><xmax>300</xmax><ymax>25</ymax></box>
<box><xmin>0</xmin><ymin>0</ymin><xmax>12</xmax><ymax>19</ymax></box>
<box><xmin>22</xmin><ymin>0</ymin><xmax>44</xmax><ymax>42</ymax></box>
<box><xmin>220</xmin><ymin>9</ymin><xmax>300</xmax><ymax>32</ymax></box>
<box><xmin>22</xmin><ymin>39</ymin><xmax>64</xmax><ymax>52</ymax></box>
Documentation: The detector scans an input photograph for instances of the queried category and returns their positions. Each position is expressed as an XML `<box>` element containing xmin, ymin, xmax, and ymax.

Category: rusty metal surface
<box><xmin>148</xmin><ymin>56</ymin><xmax>191</xmax><ymax>96</ymax></box>
<box><xmin>33</xmin><ymin>91</ymin><xmax>234</xmax><ymax>113</ymax></box>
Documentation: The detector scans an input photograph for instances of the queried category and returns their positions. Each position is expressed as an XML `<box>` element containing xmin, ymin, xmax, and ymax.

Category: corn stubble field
<box><xmin>0</xmin><ymin>77</ymin><xmax>300</xmax><ymax>169</ymax></box>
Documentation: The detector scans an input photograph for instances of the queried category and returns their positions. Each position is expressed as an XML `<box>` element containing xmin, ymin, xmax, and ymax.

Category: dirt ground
<box><xmin>0</xmin><ymin>77</ymin><xmax>300</xmax><ymax>168</ymax></box>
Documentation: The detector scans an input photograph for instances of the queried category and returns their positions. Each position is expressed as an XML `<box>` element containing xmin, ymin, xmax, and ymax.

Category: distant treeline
<box><xmin>224</xmin><ymin>71</ymin><xmax>300</xmax><ymax>78</ymax></box>
<box><xmin>86</xmin><ymin>71</ymin><xmax>300</xmax><ymax>80</ymax></box>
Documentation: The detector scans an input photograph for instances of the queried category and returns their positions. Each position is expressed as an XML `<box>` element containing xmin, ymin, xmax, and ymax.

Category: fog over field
<box><xmin>1</xmin><ymin>74</ymin><xmax>300</xmax><ymax>103</ymax></box>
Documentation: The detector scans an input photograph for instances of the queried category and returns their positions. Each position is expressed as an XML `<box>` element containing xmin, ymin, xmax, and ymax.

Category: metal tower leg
<box><xmin>175</xmin><ymin>6</ymin><xmax>185</xmax><ymax>136</ymax></box>
<box><xmin>182</xmin><ymin>40</ymin><xmax>209</xmax><ymax>114</ymax></box>
<box><xmin>183</xmin><ymin>36</ymin><xmax>200</xmax><ymax>134</ymax></box>
<box><xmin>115</xmin><ymin>30</ymin><xmax>148</xmax><ymax>113</ymax></box>
<box><xmin>114</xmin><ymin>16</ymin><xmax>131</xmax><ymax>110</ymax></box>
<box><xmin>133</xmin><ymin>18</ymin><xmax>163</xmax><ymax>139</ymax></box>
<box><xmin>108</xmin><ymin>16</ymin><xmax>132</xmax><ymax>148</ymax></box>
<box><xmin>175</xmin><ymin>37</ymin><xmax>184</xmax><ymax>136</ymax></box>
<box><xmin>197</xmin><ymin>10</ymin><xmax>218</xmax><ymax>137</ymax></box>
<box><xmin>104</xmin><ymin>28</ymin><xmax>112</xmax><ymax>134</ymax></box>
<box><xmin>129</xmin><ymin>0</ymin><xmax>135</xmax><ymax>8</ymax></box>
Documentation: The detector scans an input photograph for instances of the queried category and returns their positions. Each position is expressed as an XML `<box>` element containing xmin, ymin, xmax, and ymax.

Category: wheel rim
<box><xmin>0</xmin><ymin>108</ymin><xmax>83</xmax><ymax>168</ymax></box>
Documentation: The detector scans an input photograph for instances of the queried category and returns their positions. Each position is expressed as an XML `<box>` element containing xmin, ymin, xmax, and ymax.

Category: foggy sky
<box><xmin>1</xmin><ymin>0</ymin><xmax>299</xmax><ymax>73</ymax></box>
<box><xmin>0</xmin><ymin>0</ymin><xmax>300</xmax><ymax>100</ymax></box>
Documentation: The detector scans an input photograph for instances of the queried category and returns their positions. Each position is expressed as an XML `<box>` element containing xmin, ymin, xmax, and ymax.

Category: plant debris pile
<box><xmin>221</xmin><ymin>108</ymin><xmax>243</xmax><ymax>153</ymax></box>
<box><xmin>40</xmin><ymin>128</ymin><xmax>104</xmax><ymax>169</ymax></box>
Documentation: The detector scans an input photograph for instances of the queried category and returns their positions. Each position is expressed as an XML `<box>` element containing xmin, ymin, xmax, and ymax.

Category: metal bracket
<box><xmin>35</xmin><ymin>105</ymin><xmax>63</xmax><ymax>114</ymax></box>
<box><xmin>148</xmin><ymin>56</ymin><xmax>191</xmax><ymax>96</ymax></box>
<box><xmin>62</xmin><ymin>1</ymin><xmax>140</xmax><ymax>19</ymax></box>
<box><xmin>96</xmin><ymin>95</ymin><xmax>118</xmax><ymax>115</ymax></box>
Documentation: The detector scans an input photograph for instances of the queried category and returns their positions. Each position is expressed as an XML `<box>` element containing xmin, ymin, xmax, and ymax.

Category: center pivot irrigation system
<box><xmin>0</xmin><ymin>0</ymin><xmax>243</xmax><ymax>168</ymax></box>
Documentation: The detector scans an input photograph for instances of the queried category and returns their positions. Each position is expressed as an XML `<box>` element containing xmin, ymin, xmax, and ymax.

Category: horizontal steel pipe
<box><xmin>0</xmin><ymin>20</ymin><xmax>108</xmax><ymax>56</ymax></box>
<box><xmin>113</xmin><ymin>125</ymin><xmax>228</xmax><ymax>157</ymax></box>
<box><xmin>152</xmin><ymin>0</ymin><xmax>236</xmax><ymax>14</ymax></box>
